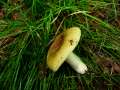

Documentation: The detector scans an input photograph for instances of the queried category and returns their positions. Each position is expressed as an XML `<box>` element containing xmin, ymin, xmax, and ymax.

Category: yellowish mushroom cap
<box><xmin>47</xmin><ymin>27</ymin><xmax>81</xmax><ymax>72</ymax></box>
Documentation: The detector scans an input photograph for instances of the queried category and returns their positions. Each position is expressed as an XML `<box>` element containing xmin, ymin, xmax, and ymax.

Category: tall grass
<box><xmin>0</xmin><ymin>0</ymin><xmax>120</xmax><ymax>89</ymax></box>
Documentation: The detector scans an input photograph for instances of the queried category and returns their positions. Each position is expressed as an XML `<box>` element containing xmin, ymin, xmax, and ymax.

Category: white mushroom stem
<box><xmin>66</xmin><ymin>52</ymin><xmax>88</xmax><ymax>74</ymax></box>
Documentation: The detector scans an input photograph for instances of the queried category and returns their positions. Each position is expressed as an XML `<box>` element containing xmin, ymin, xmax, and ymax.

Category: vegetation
<box><xmin>0</xmin><ymin>0</ymin><xmax>120</xmax><ymax>89</ymax></box>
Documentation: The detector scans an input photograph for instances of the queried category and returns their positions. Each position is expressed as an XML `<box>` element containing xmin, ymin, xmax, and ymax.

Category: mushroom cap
<box><xmin>47</xmin><ymin>27</ymin><xmax>81</xmax><ymax>71</ymax></box>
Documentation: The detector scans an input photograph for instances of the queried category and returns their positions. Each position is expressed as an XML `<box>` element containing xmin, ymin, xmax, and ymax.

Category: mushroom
<box><xmin>47</xmin><ymin>27</ymin><xmax>87</xmax><ymax>74</ymax></box>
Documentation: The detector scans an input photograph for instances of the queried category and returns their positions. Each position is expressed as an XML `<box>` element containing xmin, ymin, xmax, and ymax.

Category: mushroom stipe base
<box><xmin>66</xmin><ymin>52</ymin><xmax>88</xmax><ymax>74</ymax></box>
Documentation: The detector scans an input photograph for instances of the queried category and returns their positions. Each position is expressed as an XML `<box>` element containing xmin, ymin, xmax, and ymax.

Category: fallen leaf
<box><xmin>0</xmin><ymin>8</ymin><xmax>4</xmax><ymax>19</ymax></box>
<box><xmin>112</xmin><ymin>62</ymin><xmax>120</xmax><ymax>73</ymax></box>
<box><xmin>0</xmin><ymin>36</ymin><xmax>16</xmax><ymax>48</ymax></box>
<box><xmin>97</xmin><ymin>57</ymin><xmax>120</xmax><ymax>74</ymax></box>
<box><xmin>12</xmin><ymin>12</ymin><xmax>19</xmax><ymax>20</ymax></box>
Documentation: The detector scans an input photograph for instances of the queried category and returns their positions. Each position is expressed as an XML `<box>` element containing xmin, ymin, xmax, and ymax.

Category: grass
<box><xmin>0</xmin><ymin>0</ymin><xmax>120</xmax><ymax>90</ymax></box>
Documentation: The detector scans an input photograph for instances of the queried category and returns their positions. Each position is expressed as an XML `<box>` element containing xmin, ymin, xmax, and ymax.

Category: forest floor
<box><xmin>0</xmin><ymin>0</ymin><xmax>120</xmax><ymax>90</ymax></box>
